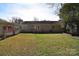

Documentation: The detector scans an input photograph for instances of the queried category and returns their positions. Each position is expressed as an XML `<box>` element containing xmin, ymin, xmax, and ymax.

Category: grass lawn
<box><xmin>0</xmin><ymin>33</ymin><xmax>79</xmax><ymax>56</ymax></box>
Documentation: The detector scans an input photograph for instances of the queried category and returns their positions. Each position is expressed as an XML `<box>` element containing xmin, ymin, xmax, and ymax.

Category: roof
<box><xmin>22</xmin><ymin>21</ymin><xmax>59</xmax><ymax>24</ymax></box>
<box><xmin>0</xmin><ymin>21</ymin><xmax>13</xmax><ymax>27</ymax></box>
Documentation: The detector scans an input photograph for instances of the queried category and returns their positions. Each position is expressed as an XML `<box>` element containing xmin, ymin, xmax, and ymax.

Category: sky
<box><xmin>0</xmin><ymin>3</ymin><xmax>60</xmax><ymax>21</ymax></box>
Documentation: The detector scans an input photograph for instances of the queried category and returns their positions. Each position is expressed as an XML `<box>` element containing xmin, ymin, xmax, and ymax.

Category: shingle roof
<box><xmin>22</xmin><ymin>21</ymin><xmax>59</xmax><ymax>24</ymax></box>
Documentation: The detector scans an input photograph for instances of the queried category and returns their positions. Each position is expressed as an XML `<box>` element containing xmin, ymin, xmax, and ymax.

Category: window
<box><xmin>37</xmin><ymin>26</ymin><xmax>39</xmax><ymax>30</ymax></box>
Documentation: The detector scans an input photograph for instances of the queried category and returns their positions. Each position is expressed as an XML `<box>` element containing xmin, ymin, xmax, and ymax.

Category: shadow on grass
<box><xmin>21</xmin><ymin>32</ymin><xmax>64</xmax><ymax>34</ymax></box>
<box><xmin>0</xmin><ymin>34</ymin><xmax>19</xmax><ymax>41</ymax></box>
<box><xmin>1</xmin><ymin>32</ymin><xmax>79</xmax><ymax>41</ymax></box>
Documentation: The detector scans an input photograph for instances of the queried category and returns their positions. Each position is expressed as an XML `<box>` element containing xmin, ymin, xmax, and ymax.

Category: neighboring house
<box><xmin>0</xmin><ymin>22</ymin><xmax>21</xmax><ymax>39</ymax></box>
<box><xmin>0</xmin><ymin>22</ymin><xmax>13</xmax><ymax>39</ymax></box>
<box><xmin>21</xmin><ymin>21</ymin><xmax>64</xmax><ymax>33</ymax></box>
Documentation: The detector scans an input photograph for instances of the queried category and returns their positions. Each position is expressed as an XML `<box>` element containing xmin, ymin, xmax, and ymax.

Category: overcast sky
<box><xmin>0</xmin><ymin>3</ymin><xmax>60</xmax><ymax>21</ymax></box>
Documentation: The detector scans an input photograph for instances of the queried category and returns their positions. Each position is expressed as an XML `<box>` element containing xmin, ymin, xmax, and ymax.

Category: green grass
<box><xmin>0</xmin><ymin>33</ymin><xmax>79</xmax><ymax>56</ymax></box>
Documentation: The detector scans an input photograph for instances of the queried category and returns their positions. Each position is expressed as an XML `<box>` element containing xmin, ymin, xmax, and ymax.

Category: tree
<box><xmin>34</xmin><ymin>17</ymin><xmax>39</xmax><ymax>21</ymax></box>
<box><xmin>10</xmin><ymin>17</ymin><xmax>23</xmax><ymax>34</ymax></box>
<box><xmin>45</xmin><ymin>3</ymin><xmax>62</xmax><ymax>15</ymax></box>
<box><xmin>11</xmin><ymin>17</ymin><xmax>23</xmax><ymax>24</ymax></box>
<box><xmin>60</xmin><ymin>4</ymin><xmax>79</xmax><ymax>22</ymax></box>
<box><xmin>59</xmin><ymin>3</ymin><xmax>79</xmax><ymax>35</ymax></box>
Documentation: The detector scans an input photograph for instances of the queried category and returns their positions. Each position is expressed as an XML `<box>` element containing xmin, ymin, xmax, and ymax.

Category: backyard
<box><xmin>0</xmin><ymin>33</ymin><xmax>79</xmax><ymax>56</ymax></box>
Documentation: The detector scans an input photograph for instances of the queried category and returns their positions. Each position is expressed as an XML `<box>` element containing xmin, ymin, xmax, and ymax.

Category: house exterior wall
<box><xmin>21</xmin><ymin>21</ymin><xmax>64</xmax><ymax>33</ymax></box>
